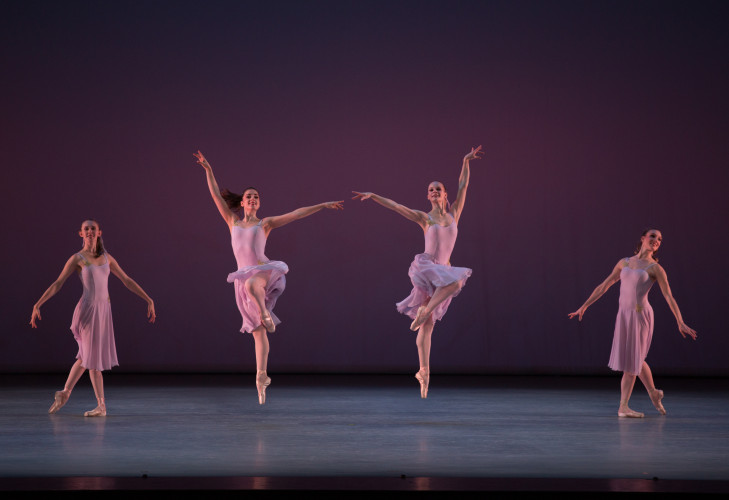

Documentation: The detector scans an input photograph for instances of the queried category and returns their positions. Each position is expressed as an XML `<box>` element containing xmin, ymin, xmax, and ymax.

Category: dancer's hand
<box><xmin>194</xmin><ymin>150</ymin><xmax>211</xmax><ymax>170</ymax></box>
<box><xmin>30</xmin><ymin>306</ymin><xmax>41</xmax><ymax>328</ymax></box>
<box><xmin>352</xmin><ymin>191</ymin><xmax>373</xmax><ymax>201</ymax></box>
<box><xmin>464</xmin><ymin>145</ymin><xmax>483</xmax><ymax>161</ymax></box>
<box><xmin>147</xmin><ymin>301</ymin><xmax>156</xmax><ymax>324</ymax></box>
<box><xmin>678</xmin><ymin>322</ymin><xmax>697</xmax><ymax>340</ymax></box>
<box><xmin>324</xmin><ymin>201</ymin><xmax>344</xmax><ymax>210</ymax></box>
<box><xmin>567</xmin><ymin>307</ymin><xmax>586</xmax><ymax>321</ymax></box>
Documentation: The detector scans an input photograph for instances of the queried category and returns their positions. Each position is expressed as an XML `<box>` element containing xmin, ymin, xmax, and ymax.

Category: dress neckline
<box><xmin>233</xmin><ymin>220</ymin><xmax>262</xmax><ymax>229</ymax></box>
<box><xmin>623</xmin><ymin>257</ymin><xmax>657</xmax><ymax>272</ymax></box>
<box><xmin>78</xmin><ymin>253</ymin><xmax>108</xmax><ymax>267</ymax></box>
<box><xmin>427</xmin><ymin>213</ymin><xmax>454</xmax><ymax>228</ymax></box>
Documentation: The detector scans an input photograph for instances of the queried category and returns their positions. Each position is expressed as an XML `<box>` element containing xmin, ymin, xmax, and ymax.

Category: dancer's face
<box><xmin>427</xmin><ymin>182</ymin><xmax>447</xmax><ymax>204</ymax></box>
<box><xmin>241</xmin><ymin>189</ymin><xmax>260</xmax><ymax>211</ymax></box>
<box><xmin>640</xmin><ymin>229</ymin><xmax>662</xmax><ymax>254</ymax></box>
<box><xmin>78</xmin><ymin>220</ymin><xmax>101</xmax><ymax>246</ymax></box>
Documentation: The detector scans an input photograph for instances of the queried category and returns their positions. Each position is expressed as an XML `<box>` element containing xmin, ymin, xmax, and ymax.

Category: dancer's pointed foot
<box><xmin>261</xmin><ymin>310</ymin><xmax>276</xmax><ymax>333</ymax></box>
<box><xmin>48</xmin><ymin>389</ymin><xmax>70</xmax><ymax>414</ymax></box>
<box><xmin>649</xmin><ymin>389</ymin><xmax>666</xmax><ymax>415</ymax></box>
<box><xmin>256</xmin><ymin>371</ymin><xmax>271</xmax><ymax>405</ymax></box>
<box><xmin>618</xmin><ymin>406</ymin><xmax>644</xmax><ymax>418</ymax></box>
<box><xmin>415</xmin><ymin>368</ymin><xmax>430</xmax><ymax>399</ymax></box>
<box><xmin>410</xmin><ymin>306</ymin><xmax>429</xmax><ymax>331</ymax></box>
<box><xmin>84</xmin><ymin>398</ymin><xmax>106</xmax><ymax>417</ymax></box>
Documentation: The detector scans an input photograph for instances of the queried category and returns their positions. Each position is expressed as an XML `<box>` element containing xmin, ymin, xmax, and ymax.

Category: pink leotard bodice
<box><xmin>231</xmin><ymin>221</ymin><xmax>269</xmax><ymax>269</ymax></box>
<box><xmin>423</xmin><ymin>213</ymin><xmax>458</xmax><ymax>265</ymax></box>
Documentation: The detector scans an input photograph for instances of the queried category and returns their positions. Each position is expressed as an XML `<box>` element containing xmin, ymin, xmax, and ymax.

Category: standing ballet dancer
<box><xmin>194</xmin><ymin>151</ymin><xmax>343</xmax><ymax>404</ymax></box>
<box><xmin>353</xmin><ymin>145</ymin><xmax>483</xmax><ymax>398</ymax></box>
<box><xmin>30</xmin><ymin>219</ymin><xmax>156</xmax><ymax>416</ymax></box>
<box><xmin>568</xmin><ymin>229</ymin><xmax>697</xmax><ymax>417</ymax></box>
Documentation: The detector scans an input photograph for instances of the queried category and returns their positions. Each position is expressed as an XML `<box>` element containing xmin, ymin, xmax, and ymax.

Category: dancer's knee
<box><xmin>244</xmin><ymin>277</ymin><xmax>258</xmax><ymax>293</ymax></box>
<box><xmin>251</xmin><ymin>326</ymin><xmax>268</xmax><ymax>340</ymax></box>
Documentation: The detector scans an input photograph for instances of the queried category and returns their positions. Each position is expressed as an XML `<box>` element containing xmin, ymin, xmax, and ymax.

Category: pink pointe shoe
<box><xmin>256</xmin><ymin>371</ymin><xmax>271</xmax><ymax>405</ymax></box>
<box><xmin>410</xmin><ymin>307</ymin><xmax>429</xmax><ymax>331</ymax></box>
<box><xmin>261</xmin><ymin>310</ymin><xmax>276</xmax><ymax>333</ymax></box>
<box><xmin>415</xmin><ymin>368</ymin><xmax>430</xmax><ymax>399</ymax></box>
<box><xmin>48</xmin><ymin>390</ymin><xmax>70</xmax><ymax>414</ymax></box>
<box><xmin>84</xmin><ymin>398</ymin><xmax>106</xmax><ymax>417</ymax></box>
<box><xmin>650</xmin><ymin>389</ymin><xmax>666</xmax><ymax>415</ymax></box>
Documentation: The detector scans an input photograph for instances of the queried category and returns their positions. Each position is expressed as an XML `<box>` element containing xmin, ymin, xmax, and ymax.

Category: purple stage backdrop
<box><xmin>2</xmin><ymin>1</ymin><xmax>727</xmax><ymax>374</ymax></box>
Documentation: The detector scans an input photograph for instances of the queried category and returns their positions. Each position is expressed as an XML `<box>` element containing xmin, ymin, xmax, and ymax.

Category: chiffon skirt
<box><xmin>396</xmin><ymin>253</ymin><xmax>472</xmax><ymax>323</ymax></box>
<box><xmin>70</xmin><ymin>298</ymin><xmax>118</xmax><ymax>371</ymax></box>
<box><xmin>608</xmin><ymin>304</ymin><xmax>654</xmax><ymax>375</ymax></box>
<box><xmin>227</xmin><ymin>261</ymin><xmax>289</xmax><ymax>333</ymax></box>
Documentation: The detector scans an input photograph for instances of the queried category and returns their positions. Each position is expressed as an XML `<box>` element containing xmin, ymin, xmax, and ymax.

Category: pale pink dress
<box><xmin>70</xmin><ymin>253</ymin><xmax>118</xmax><ymax>371</ymax></box>
<box><xmin>396</xmin><ymin>213</ymin><xmax>472</xmax><ymax>322</ymax></box>
<box><xmin>226</xmin><ymin>220</ymin><xmax>288</xmax><ymax>333</ymax></box>
<box><xmin>608</xmin><ymin>258</ymin><xmax>657</xmax><ymax>375</ymax></box>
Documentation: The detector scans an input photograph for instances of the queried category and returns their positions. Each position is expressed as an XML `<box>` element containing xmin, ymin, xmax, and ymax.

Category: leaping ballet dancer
<box><xmin>568</xmin><ymin>228</ymin><xmax>697</xmax><ymax>417</ymax></box>
<box><xmin>195</xmin><ymin>151</ymin><xmax>343</xmax><ymax>404</ymax></box>
<box><xmin>30</xmin><ymin>219</ymin><xmax>156</xmax><ymax>416</ymax></box>
<box><xmin>353</xmin><ymin>145</ymin><xmax>482</xmax><ymax>398</ymax></box>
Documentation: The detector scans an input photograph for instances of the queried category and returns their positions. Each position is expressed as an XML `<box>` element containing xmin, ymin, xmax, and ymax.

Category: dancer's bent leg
<box><xmin>639</xmin><ymin>361</ymin><xmax>665</xmax><ymax>415</ymax></box>
<box><xmin>410</xmin><ymin>281</ymin><xmax>461</xmax><ymax>331</ymax></box>
<box><xmin>245</xmin><ymin>274</ymin><xmax>275</xmax><ymax>332</ymax></box>
<box><xmin>49</xmin><ymin>359</ymin><xmax>86</xmax><ymax>414</ymax></box>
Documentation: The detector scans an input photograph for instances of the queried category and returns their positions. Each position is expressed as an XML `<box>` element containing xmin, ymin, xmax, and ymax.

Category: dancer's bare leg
<box><xmin>618</xmin><ymin>372</ymin><xmax>644</xmax><ymax>418</ymax></box>
<box><xmin>85</xmin><ymin>369</ymin><xmax>106</xmax><ymax>417</ymax></box>
<box><xmin>245</xmin><ymin>273</ymin><xmax>275</xmax><ymax>332</ymax></box>
<box><xmin>251</xmin><ymin>326</ymin><xmax>269</xmax><ymax>373</ymax></box>
<box><xmin>638</xmin><ymin>361</ymin><xmax>665</xmax><ymax>415</ymax></box>
<box><xmin>49</xmin><ymin>359</ymin><xmax>86</xmax><ymax>414</ymax></box>
<box><xmin>251</xmin><ymin>325</ymin><xmax>271</xmax><ymax>404</ymax></box>
<box><xmin>410</xmin><ymin>281</ymin><xmax>461</xmax><ymax>331</ymax></box>
<box><xmin>415</xmin><ymin>317</ymin><xmax>434</xmax><ymax>398</ymax></box>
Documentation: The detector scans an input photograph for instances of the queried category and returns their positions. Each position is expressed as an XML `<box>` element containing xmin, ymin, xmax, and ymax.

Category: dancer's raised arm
<box><xmin>194</xmin><ymin>150</ymin><xmax>237</xmax><ymax>228</ymax></box>
<box><xmin>262</xmin><ymin>201</ymin><xmax>344</xmax><ymax>233</ymax></box>
<box><xmin>568</xmin><ymin>259</ymin><xmax>625</xmax><ymax>321</ymax></box>
<box><xmin>652</xmin><ymin>266</ymin><xmax>697</xmax><ymax>339</ymax></box>
<box><xmin>450</xmin><ymin>145</ymin><xmax>483</xmax><ymax>224</ymax></box>
<box><xmin>30</xmin><ymin>255</ymin><xmax>83</xmax><ymax>328</ymax></box>
<box><xmin>352</xmin><ymin>192</ymin><xmax>428</xmax><ymax>230</ymax></box>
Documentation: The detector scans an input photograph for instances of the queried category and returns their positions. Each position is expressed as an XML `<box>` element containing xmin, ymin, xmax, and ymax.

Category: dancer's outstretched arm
<box><xmin>30</xmin><ymin>255</ymin><xmax>82</xmax><ymax>328</ymax></box>
<box><xmin>262</xmin><ymin>201</ymin><xmax>344</xmax><ymax>234</ymax></box>
<box><xmin>194</xmin><ymin>150</ymin><xmax>237</xmax><ymax>228</ymax></box>
<box><xmin>568</xmin><ymin>260</ymin><xmax>625</xmax><ymax>321</ymax></box>
<box><xmin>651</xmin><ymin>265</ymin><xmax>696</xmax><ymax>339</ymax></box>
<box><xmin>108</xmin><ymin>255</ymin><xmax>156</xmax><ymax>323</ymax></box>
<box><xmin>352</xmin><ymin>192</ymin><xmax>429</xmax><ymax>231</ymax></box>
<box><xmin>450</xmin><ymin>145</ymin><xmax>483</xmax><ymax>224</ymax></box>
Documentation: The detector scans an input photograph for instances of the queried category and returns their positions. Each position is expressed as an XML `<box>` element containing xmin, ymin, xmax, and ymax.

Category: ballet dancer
<box><xmin>30</xmin><ymin>219</ymin><xmax>156</xmax><ymax>416</ymax></box>
<box><xmin>194</xmin><ymin>150</ymin><xmax>343</xmax><ymax>404</ymax></box>
<box><xmin>568</xmin><ymin>228</ymin><xmax>697</xmax><ymax>417</ymax></box>
<box><xmin>353</xmin><ymin>145</ymin><xmax>483</xmax><ymax>398</ymax></box>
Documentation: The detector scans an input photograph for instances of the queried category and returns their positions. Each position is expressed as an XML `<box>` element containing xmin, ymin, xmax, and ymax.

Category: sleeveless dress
<box><xmin>226</xmin><ymin>220</ymin><xmax>289</xmax><ymax>333</ymax></box>
<box><xmin>608</xmin><ymin>259</ymin><xmax>657</xmax><ymax>375</ymax></box>
<box><xmin>396</xmin><ymin>213</ymin><xmax>472</xmax><ymax>323</ymax></box>
<box><xmin>70</xmin><ymin>253</ymin><xmax>118</xmax><ymax>371</ymax></box>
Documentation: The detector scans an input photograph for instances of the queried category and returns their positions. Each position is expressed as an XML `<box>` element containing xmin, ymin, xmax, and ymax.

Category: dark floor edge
<box><xmin>1</xmin><ymin>476</ymin><xmax>728</xmax><ymax>494</ymax></box>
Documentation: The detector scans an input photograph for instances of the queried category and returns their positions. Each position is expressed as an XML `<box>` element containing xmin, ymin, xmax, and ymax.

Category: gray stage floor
<box><xmin>1</xmin><ymin>374</ymin><xmax>728</xmax><ymax>495</ymax></box>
